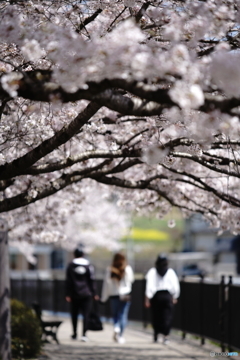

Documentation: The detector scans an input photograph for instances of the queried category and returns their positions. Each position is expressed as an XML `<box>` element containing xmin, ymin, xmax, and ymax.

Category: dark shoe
<box><xmin>71</xmin><ymin>334</ymin><xmax>77</xmax><ymax>340</ymax></box>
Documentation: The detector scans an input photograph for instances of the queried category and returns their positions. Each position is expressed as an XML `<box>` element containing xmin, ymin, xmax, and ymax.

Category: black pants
<box><xmin>70</xmin><ymin>296</ymin><xmax>92</xmax><ymax>337</ymax></box>
<box><xmin>150</xmin><ymin>290</ymin><xmax>174</xmax><ymax>338</ymax></box>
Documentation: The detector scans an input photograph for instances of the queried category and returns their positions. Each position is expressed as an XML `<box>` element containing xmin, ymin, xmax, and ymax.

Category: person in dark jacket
<box><xmin>65</xmin><ymin>247</ymin><xmax>98</xmax><ymax>342</ymax></box>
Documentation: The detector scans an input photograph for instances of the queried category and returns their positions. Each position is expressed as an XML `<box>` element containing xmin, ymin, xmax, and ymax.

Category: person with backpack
<box><xmin>65</xmin><ymin>246</ymin><xmax>99</xmax><ymax>342</ymax></box>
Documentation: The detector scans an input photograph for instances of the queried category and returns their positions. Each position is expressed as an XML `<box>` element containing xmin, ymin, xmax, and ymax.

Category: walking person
<box><xmin>145</xmin><ymin>253</ymin><xmax>180</xmax><ymax>344</ymax></box>
<box><xmin>101</xmin><ymin>252</ymin><xmax>134</xmax><ymax>344</ymax></box>
<box><xmin>65</xmin><ymin>246</ymin><xmax>99</xmax><ymax>342</ymax></box>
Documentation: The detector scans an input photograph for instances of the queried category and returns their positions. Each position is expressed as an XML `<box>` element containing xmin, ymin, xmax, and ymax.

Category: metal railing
<box><xmin>10</xmin><ymin>275</ymin><xmax>240</xmax><ymax>351</ymax></box>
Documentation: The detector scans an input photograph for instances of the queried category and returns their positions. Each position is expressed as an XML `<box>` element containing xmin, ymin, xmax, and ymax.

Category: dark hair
<box><xmin>74</xmin><ymin>247</ymin><xmax>84</xmax><ymax>258</ymax></box>
<box><xmin>155</xmin><ymin>253</ymin><xmax>168</xmax><ymax>277</ymax></box>
<box><xmin>110</xmin><ymin>253</ymin><xmax>126</xmax><ymax>281</ymax></box>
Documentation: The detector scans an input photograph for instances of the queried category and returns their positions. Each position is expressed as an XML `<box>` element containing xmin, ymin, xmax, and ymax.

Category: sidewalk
<box><xmin>38</xmin><ymin>315</ymin><xmax>240</xmax><ymax>360</ymax></box>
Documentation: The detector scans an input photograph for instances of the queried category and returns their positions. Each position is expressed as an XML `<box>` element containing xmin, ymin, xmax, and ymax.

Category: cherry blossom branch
<box><xmin>121</xmin><ymin>128</ymin><xmax>149</xmax><ymax>146</ymax></box>
<box><xmin>174</xmin><ymin>189</ymin><xmax>217</xmax><ymax>215</ymax></box>
<box><xmin>67</xmin><ymin>159</ymin><xmax>113</xmax><ymax>178</ymax></box>
<box><xmin>0</xmin><ymin>179</ymin><xmax>14</xmax><ymax>191</ymax></box>
<box><xmin>165</xmin><ymin>137</ymin><xmax>240</xmax><ymax>152</ymax></box>
<box><xmin>202</xmin><ymin>151</ymin><xmax>240</xmax><ymax>167</ymax></box>
<box><xmin>92</xmin><ymin>90</ymin><xmax>165</xmax><ymax>115</ymax></box>
<box><xmin>0</xmin><ymin>101</ymin><xmax>101</xmax><ymax>180</ymax></box>
<box><xmin>163</xmin><ymin>165</ymin><xmax>240</xmax><ymax>207</ymax></box>
<box><xmin>77</xmin><ymin>8</ymin><xmax>103</xmax><ymax>33</ymax></box>
<box><xmin>0</xmin><ymin>158</ymin><xmax>238</xmax><ymax>214</ymax></box>
<box><xmin>0</xmin><ymin>174</ymin><xmax>78</xmax><ymax>212</ymax></box>
<box><xmin>0</xmin><ymin>159</ymin><xmax>112</xmax><ymax>212</ymax></box>
<box><xmin>107</xmin><ymin>6</ymin><xmax>127</xmax><ymax>32</ymax></box>
<box><xmin>211</xmin><ymin>140</ymin><xmax>240</xmax><ymax>149</ymax></box>
<box><xmin>0</xmin><ymin>97</ymin><xmax>11</xmax><ymax>120</ymax></box>
<box><xmin>0</xmin><ymin>71</ymin><xmax>169</xmax><ymax>104</ymax></box>
<box><xmin>89</xmin><ymin>173</ymin><xmax>215</xmax><ymax>214</ymax></box>
<box><xmin>108</xmin><ymin>158</ymin><xmax>142</xmax><ymax>174</ymax></box>
<box><xmin>20</xmin><ymin>149</ymin><xmax>141</xmax><ymax>175</ymax></box>
<box><xmin>2</xmin><ymin>72</ymin><xmax>240</xmax><ymax>116</ymax></box>
<box><xmin>135</xmin><ymin>1</ymin><xmax>150</xmax><ymax>23</ymax></box>
<box><xmin>200</xmin><ymin>94</ymin><xmax>240</xmax><ymax>115</ymax></box>
<box><xmin>172</xmin><ymin>152</ymin><xmax>240</xmax><ymax>178</ymax></box>
<box><xmin>0</xmin><ymin>173</ymin><xmax>161</xmax><ymax>213</ymax></box>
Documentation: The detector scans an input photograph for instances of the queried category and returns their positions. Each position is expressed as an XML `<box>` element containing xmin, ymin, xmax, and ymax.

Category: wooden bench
<box><xmin>32</xmin><ymin>302</ymin><xmax>63</xmax><ymax>344</ymax></box>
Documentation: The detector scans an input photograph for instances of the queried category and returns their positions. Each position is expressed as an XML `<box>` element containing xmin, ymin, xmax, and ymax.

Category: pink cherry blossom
<box><xmin>0</xmin><ymin>0</ymin><xmax>239</xmax><ymax>254</ymax></box>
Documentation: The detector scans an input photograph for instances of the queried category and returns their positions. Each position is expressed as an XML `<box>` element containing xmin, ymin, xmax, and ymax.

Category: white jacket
<box><xmin>145</xmin><ymin>267</ymin><xmax>180</xmax><ymax>300</ymax></box>
<box><xmin>101</xmin><ymin>265</ymin><xmax>134</xmax><ymax>302</ymax></box>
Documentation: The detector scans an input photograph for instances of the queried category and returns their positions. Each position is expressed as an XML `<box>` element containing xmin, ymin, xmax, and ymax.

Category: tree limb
<box><xmin>77</xmin><ymin>9</ymin><xmax>103</xmax><ymax>33</ymax></box>
<box><xmin>20</xmin><ymin>149</ymin><xmax>141</xmax><ymax>175</ymax></box>
<box><xmin>0</xmin><ymin>101</ymin><xmax>101</xmax><ymax>180</ymax></box>
<box><xmin>172</xmin><ymin>152</ymin><xmax>240</xmax><ymax>178</ymax></box>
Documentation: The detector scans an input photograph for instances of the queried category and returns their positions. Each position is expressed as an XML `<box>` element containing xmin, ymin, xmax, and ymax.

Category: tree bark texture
<box><xmin>0</xmin><ymin>219</ymin><xmax>11</xmax><ymax>360</ymax></box>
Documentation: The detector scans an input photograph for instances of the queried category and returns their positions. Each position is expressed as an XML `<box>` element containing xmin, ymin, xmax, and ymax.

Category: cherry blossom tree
<box><xmin>1</xmin><ymin>2</ymin><xmax>240</xmax><ymax>358</ymax></box>
<box><xmin>0</xmin><ymin>0</ymin><xmax>240</xmax><ymax>248</ymax></box>
<box><xmin>8</xmin><ymin>185</ymin><xmax>129</xmax><ymax>262</ymax></box>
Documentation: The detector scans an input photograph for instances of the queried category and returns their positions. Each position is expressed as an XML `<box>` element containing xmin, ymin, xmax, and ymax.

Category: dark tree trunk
<box><xmin>0</xmin><ymin>219</ymin><xmax>11</xmax><ymax>360</ymax></box>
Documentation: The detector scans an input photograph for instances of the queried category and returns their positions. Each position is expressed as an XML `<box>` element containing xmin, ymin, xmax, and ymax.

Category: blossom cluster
<box><xmin>0</xmin><ymin>0</ymin><xmax>240</xmax><ymax>254</ymax></box>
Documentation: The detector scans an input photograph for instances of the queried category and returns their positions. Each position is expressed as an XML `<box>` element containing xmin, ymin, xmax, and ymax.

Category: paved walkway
<box><xmin>38</xmin><ymin>315</ymin><xmax>239</xmax><ymax>360</ymax></box>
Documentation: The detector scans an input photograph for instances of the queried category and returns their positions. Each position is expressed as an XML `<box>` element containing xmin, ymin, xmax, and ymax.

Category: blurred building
<box><xmin>9</xmin><ymin>245</ymin><xmax>71</xmax><ymax>279</ymax></box>
<box><xmin>8</xmin><ymin>213</ymin><xmax>239</xmax><ymax>281</ymax></box>
<box><xmin>182</xmin><ymin>213</ymin><xmax>237</xmax><ymax>280</ymax></box>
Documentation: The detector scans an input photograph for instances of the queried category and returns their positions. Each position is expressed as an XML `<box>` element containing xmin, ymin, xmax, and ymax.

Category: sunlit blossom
<box><xmin>1</xmin><ymin>72</ymin><xmax>23</xmax><ymax>97</ymax></box>
<box><xmin>0</xmin><ymin>0</ymin><xmax>239</xmax><ymax>251</ymax></box>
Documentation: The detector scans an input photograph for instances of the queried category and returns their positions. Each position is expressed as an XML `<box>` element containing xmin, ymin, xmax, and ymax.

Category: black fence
<box><xmin>10</xmin><ymin>276</ymin><xmax>240</xmax><ymax>351</ymax></box>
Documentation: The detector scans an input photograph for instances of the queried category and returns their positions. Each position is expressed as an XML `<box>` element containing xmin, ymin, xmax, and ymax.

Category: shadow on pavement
<box><xmin>39</xmin><ymin>344</ymin><xmax>186</xmax><ymax>360</ymax></box>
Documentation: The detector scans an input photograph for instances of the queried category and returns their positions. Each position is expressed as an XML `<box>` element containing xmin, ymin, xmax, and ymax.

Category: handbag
<box><xmin>87</xmin><ymin>312</ymin><xmax>103</xmax><ymax>331</ymax></box>
<box><xmin>87</xmin><ymin>301</ymin><xmax>103</xmax><ymax>331</ymax></box>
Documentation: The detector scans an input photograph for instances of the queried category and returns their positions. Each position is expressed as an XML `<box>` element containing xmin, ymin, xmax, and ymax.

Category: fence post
<box><xmin>37</xmin><ymin>275</ymin><xmax>42</xmax><ymax>307</ymax></box>
<box><xmin>200</xmin><ymin>275</ymin><xmax>205</xmax><ymax>345</ymax></box>
<box><xmin>53</xmin><ymin>277</ymin><xmax>58</xmax><ymax>313</ymax></box>
<box><xmin>0</xmin><ymin>219</ymin><xmax>11</xmax><ymax>360</ymax></box>
<box><xmin>220</xmin><ymin>275</ymin><xmax>225</xmax><ymax>352</ymax></box>
<box><xmin>181</xmin><ymin>277</ymin><xmax>186</xmax><ymax>340</ymax></box>
<box><xmin>21</xmin><ymin>275</ymin><xmax>26</xmax><ymax>305</ymax></box>
<box><xmin>227</xmin><ymin>275</ymin><xmax>232</xmax><ymax>352</ymax></box>
<box><xmin>142</xmin><ymin>279</ymin><xmax>148</xmax><ymax>329</ymax></box>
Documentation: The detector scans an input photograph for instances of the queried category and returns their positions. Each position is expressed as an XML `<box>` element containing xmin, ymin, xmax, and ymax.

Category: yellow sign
<box><xmin>130</xmin><ymin>228</ymin><xmax>169</xmax><ymax>241</ymax></box>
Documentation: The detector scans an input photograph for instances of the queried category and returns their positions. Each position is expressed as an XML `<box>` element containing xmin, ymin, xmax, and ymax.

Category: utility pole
<box><xmin>126</xmin><ymin>221</ymin><xmax>135</xmax><ymax>271</ymax></box>
<box><xmin>0</xmin><ymin>218</ymin><xmax>11</xmax><ymax>360</ymax></box>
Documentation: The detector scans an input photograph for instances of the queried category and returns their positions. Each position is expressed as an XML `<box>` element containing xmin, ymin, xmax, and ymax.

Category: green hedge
<box><xmin>11</xmin><ymin>299</ymin><xmax>42</xmax><ymax>359</ymax></box>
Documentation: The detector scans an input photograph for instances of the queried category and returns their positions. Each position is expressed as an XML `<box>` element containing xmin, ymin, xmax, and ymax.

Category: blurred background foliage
<box><xmin>90</xmin><ymin>209</ymin><xmax>184</xmax><ymax>276</ymax></box>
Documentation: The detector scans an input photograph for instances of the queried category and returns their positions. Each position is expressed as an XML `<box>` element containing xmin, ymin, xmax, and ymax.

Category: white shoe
<box><xmin>118</xmin><ymin>337</ymin><xmax>126</xmax><ymax>344</ymax></box>
<box><xmin>163</xmin><ymin>337</ymin><xmax>170</xmax><ymax>345</ymax></box>
<box><xmin>81</xmin><ymin>336</ymin><xmax>89</xmax><ymax>342</ymax></box>
<box><xmin>114</xmin><ymin>326</ymin><xmax>120</xmax><ymax>333</ymax></box>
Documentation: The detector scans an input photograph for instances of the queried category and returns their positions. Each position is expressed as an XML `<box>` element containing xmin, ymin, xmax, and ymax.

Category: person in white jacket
<box><xmin>145</xmin><ymin>254</ymin><xmax>180</xmax><ymax>344</ymax></box>
<box><xmin>101</xmin><ymin>253</ymin><xmax>134</xmax><ymax>344</ymax></box>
